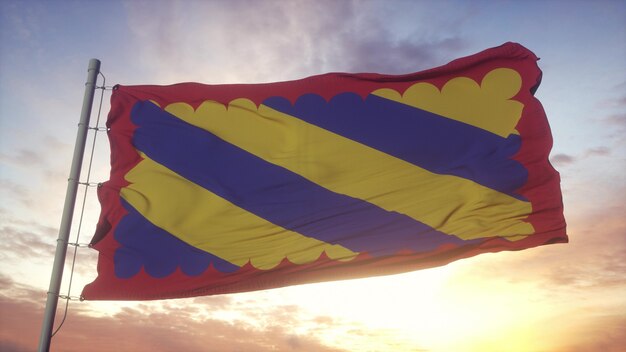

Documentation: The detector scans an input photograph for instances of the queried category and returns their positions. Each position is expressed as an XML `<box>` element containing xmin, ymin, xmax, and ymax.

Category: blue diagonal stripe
<box><xmin>263</xmin><ymin>93</ymin><xmax>527</xmax><ymax>199</ymax></box>
<box><xmin>114</xmin><ymin>198</ymin><xmax>240</xmax><ymax>278</ymax></box>
<box><xmin>130</xmin><ymin>101</ymin><xmax>470</xmax><ymax>257</ymax></box>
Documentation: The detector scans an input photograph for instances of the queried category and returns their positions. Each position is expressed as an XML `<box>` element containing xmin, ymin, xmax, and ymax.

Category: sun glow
<box><xmin>238</xmin><ymin>253</ymin><xmax>569</xmax><ymax>351</ymax></box>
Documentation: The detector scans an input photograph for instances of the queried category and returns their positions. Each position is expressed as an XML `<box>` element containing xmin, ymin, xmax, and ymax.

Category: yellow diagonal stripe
<box><xmin>120</xmin><ymin>154</ymin><xmax>358</xmax><ymax>270</ymax></box>
<box><xmin>165</xmin><ymin>99</ymin><xmax>534</xmax><ymax>240</ymax></box>
<box><xmin>372</xmin><ymin>68</ymin><xmax>523</xmax><ymax>137</ymax></box>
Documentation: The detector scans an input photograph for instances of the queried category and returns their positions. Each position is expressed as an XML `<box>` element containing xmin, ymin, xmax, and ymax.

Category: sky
<box><xmin>0</xmin><ymin>0</ymin><xmax>624</xmax><ymax>351</ymax></box>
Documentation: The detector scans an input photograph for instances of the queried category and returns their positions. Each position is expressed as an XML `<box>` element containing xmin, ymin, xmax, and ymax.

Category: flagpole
<box><xmin>37</xmin><ymin>58</ymin><xmax>101</xmax><ymax>352</ymax></box>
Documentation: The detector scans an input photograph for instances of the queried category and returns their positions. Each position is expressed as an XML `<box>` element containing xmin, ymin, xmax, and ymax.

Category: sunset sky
<box><xmin>1</xmin><ymin>0</ymin><xmax>625</xmax><ymax>351</ymax></box>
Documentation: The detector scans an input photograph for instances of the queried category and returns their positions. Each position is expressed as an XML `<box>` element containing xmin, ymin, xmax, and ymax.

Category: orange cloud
<box><xmin>0</xmin><ymin>276</ymin><xmax>352</xmax><ymax>352</ymax></box>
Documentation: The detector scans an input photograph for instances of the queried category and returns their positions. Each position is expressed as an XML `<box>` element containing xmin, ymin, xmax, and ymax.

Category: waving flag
<box><xmin>82</xmin><ymin>42</ymin><xmax>566</xmax><ymax>300</ymax></box>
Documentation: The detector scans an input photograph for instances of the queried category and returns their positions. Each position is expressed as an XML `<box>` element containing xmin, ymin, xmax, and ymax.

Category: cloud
<box><xmin>596</xmin><ymin>94</ymin><xmax>626</xmax><ymax>109</ymax></box>
<box><xmin>600</xmin><ymin>112</ymin><xmax>626</xmax><ymax>145</ymax></box>
<box><xmin>0</xmin><ymin>149</ymin><xmax>45</xmax><ymax>167</ymax></box>
<box><xmin>122</xmin><ymin>0</ymin><xmax>468</xmax><ymax>85</ymax></box>
<box><xmin>190</xmin><ymin>295</ymin><xmax>234</xmax><ymax>310</ymax></box>
<box><xmin>0</xmin><ymin>130</ymin><xmax>106</xmax><ymax>237</ymax></box>
<box><xmin>1</xmin><ymin>274</ymin><xmax>441</xmax><ymax>352</ymax></box>
<box><xmin>0</xmin><ymin>180</ymin><xmax>33</xmax><ymax>207</ymax></box>
<box><xmin>550</xmin><ymin>153</ymin><xmax>576</xmax><ymax>166</ymax></box>
<box><xmin>0</xmin><ymin>279</ymin><xmax>350</xmax><ymax>352</ymax></box>
<box><xmin>545</xmin><ymin>312</ymin><xmax>626</xmax><ymax>352</ymax></box>
<box><xmin>0</xmin><ymin>225</ymin><xmax>56</xmax><ymax>261</ymax></box>
<box><xmin>544</xmin><ymin>203</ymin><xmax>626</xmax><ymax>289</ymax></box>
<box><xmin>595</xmin><ymin>92</ymin><xmax>626</xmax><ymax>144</ymax></box>
<box><xmin>550</xmin><ymin>146</ymin><xmax>613</xmax><ymax>168</ymax></box>
<box><xmin>343</xmin><ymin>36</ymin><xmax>466</xmax><ymax>74</ymax></box>
<box><xmin>584</xmin><ymin>146</ymin><xmax>611</xmax><ymax>157</ymax></box>
<box><xmin>603</xmin><ymin>112</ymin><xmax>626</xmax><ymax>128</ymax></box>
<box><xmin>0</xmin><ymin>218</ymin><xmax>98</xmax><ymax>287</ymax></box>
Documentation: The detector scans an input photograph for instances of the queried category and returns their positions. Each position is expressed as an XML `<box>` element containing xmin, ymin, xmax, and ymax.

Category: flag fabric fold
<box><xmin>82</xmin><ymin>42</ymin><xmax>566</xmax><ymax>300</ymax></box>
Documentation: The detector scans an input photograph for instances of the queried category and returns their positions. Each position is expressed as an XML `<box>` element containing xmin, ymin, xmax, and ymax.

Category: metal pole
<box><xmin>37</xmin><ymin>59</ymin><xmax>101</xmax><ymax>352</ymax></box>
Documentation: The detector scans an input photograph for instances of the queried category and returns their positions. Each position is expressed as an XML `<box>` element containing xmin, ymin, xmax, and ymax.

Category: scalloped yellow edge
<box><xmin>373</xmin><ymin>68</ymin><xmax>523</xmax><ymax>137</ymax></box>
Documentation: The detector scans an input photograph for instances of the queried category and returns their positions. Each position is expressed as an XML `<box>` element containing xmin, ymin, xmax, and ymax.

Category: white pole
<box><xmin>37</xmin><ymin>58</ymin><xmax>101</xmax><ymax>352</ymax></box>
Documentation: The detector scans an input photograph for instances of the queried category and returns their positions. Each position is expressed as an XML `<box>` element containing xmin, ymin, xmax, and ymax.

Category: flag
<box><xmin>82</xmin><ymin>42</ymin><xmax>566</xmax><ymax>300</ymax></box>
